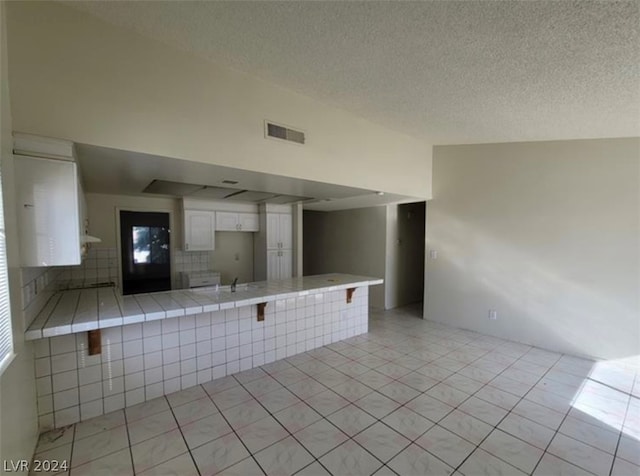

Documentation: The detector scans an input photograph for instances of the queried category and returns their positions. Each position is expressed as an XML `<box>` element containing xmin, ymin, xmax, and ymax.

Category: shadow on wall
<box><xmin>426</xmin><ymin>212</ymin><xmax>639</xmax><ymax>361</ymax></box>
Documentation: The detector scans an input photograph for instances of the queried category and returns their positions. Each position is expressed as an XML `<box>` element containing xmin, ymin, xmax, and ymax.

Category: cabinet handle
<box><xmin>239</xmin><ymin>224</ymin><xmax>242</xmax><ymax>231</ymax></box>
<box><xmin>24</xmin><ymin>204</ymin><xmax>34</xmax><ymax>208</ymax></box>
<box><xmin>186</xmin><ymin>243</ymin><xmax>189</xmax><ymax>250</ymax></box>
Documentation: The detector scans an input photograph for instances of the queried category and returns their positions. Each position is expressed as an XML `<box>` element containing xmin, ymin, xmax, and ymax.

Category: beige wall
<box><xmin>6</xmin><ymin>1</ymin><xmax>432</xmax><ymax>200</ymax></box>
<box><xmin>86</xmin><ymin>193</ymin><xmax>180</xmax><ymax>249</ymax></box>
<box><xmin>0</xmin><ymin>1</ymin><xmax>39</xmax><ymax>465</ymax></box>
<box><xmin>303</xmin><ymin>208</ymin><xmax>386</xmax><ymax>308</ymax></box>
<box><xmin>86</xmin><ymin>193</ymin><xmax>254</xmax><ymax>286</ymax></box>
<box><xmin>210</xmin><ymin>232</ymin><xmax>254</xmax><ymax>285</ymax></box>
<box><xmin>425</xmin><ymin>139</ymin><xmax>640</xmax><ymax>360</ymax></box>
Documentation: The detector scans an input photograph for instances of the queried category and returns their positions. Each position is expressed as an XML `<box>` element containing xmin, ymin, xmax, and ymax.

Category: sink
<box><xmin>218</xmin><ymin>283</ymin><xmax>257</xmax><ymax>293</ymax></box>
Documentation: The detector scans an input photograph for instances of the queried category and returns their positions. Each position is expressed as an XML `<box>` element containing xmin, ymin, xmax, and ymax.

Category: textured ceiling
<box><xmin>65</xmin><ymin>1</ymin><xmax>639</xmax><ymax>144</ymax></box>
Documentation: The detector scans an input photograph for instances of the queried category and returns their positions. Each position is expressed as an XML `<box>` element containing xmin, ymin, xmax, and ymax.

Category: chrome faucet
<box><xmin>231</xmin><ymin>277</ymin><xmax>238</xmax><ymax>292</ymax></box>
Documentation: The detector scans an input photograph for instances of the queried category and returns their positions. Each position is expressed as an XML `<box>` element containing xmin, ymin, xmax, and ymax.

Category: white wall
<box><xmin>6</xmin><ymin>1</ymin><xmax>432</xmax><ymax>200</ymax></box>
<box><xmin>85</xmin><ymin>193</ymin><xmax>255</xmax><ymax>286</ymax></box>
<box><xmin>303</xmin><ymin>208</ymin><xmax>386</xmax><ymax>308</ymax></box>
<box><xmin>425</xmin><ymin>139</ymin><xmax>640</xmax><ymax>360</ymax></box>
<box><xmin>0</xmin><ymin>1</ymin><xmax>39</xmax><ymax>464</ymax></box>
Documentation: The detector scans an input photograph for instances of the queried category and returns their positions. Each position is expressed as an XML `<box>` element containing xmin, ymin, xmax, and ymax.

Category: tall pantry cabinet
<box><xmin>254</xmin><ymin>204</ymin><xmax>293</xmax><ymax>281</ymax></box>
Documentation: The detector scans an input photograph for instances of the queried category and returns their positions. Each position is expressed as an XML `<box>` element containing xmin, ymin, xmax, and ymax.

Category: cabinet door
<box><xmin>266</xmin><ymin>213</ymin><xmax>280</xmax><ymax>249</ymax></box>
<box><xmin>238</xmin><ymin>213</ymin><xmax>259</xmax><ymax>232</ymax></box>
<box><xmin>266</xmin><ymin>250</ymin><xmax>281</xmax><ymax>280</ymax></box>
<box><xmin>15</xmin><ymin>155</ymin><xmax>81</xmax><ymax>266</ymax></box>
<box><xmin>279</xmin><ymin>250</ymin><xmax>293</xmax><ymax>279</ymax></box>
<box><xmin>279</xmin><ymin>213</ymin><xmax>293</xmax><ymax>249</ymax></box>
<box><xmin>215</xmin><ymin>211</ymin><xmax>238</xmax><ymax>231</ymax></box>
<box><xmin>184</xmin><ymin>210</ymin><xmax>215</xmax><ymax>251</ymax></box>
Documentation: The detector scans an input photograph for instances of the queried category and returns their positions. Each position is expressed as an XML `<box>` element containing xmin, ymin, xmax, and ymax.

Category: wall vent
<box><xmin>265</xmin><ymin>121</ymin><xmax>305</xmax><ymax>145</ymax></box>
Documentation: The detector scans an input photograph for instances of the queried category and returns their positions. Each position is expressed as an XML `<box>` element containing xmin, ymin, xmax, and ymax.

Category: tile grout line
<box><xmin>37</xmin><ymin>308</ymin><xmax>638</xmax><ymax>476</ymax></box>
<box><xmin>164</xmin><ymin>389</ymin><xmax>202</xmax><ymax>476</ymax></box>
<box><xmin>202</xmin><ymin>379</ymin><xmax>270</xmax><ymax>475</ymax></box>
<box><xmin>607</xmin><ymin>388</ymin><xmax>634</xmax><ymax>476</ymax></box>
<box><xmin>122</xmin><ymin>400</ymin><xmax>137</xmax><ymax>475</ymax></box>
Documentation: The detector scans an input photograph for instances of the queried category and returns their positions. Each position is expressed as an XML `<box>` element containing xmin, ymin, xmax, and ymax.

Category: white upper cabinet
<box><xmin>13</xmin><ymin>133</ymin><xmax>99</xmax><ymax>267</ymax></box>
<box><xmin>215</xmin><ymin>211</ymin><xmax>259</xmax><ymax>232</ymax></box>
<box><xmin>15</xmin><ymin>155</ymin><xmax>82</xmax><ymax>266</ymax></box>
<box><xmin>238</xmin><ymin>213</ymin><xmax>259</xmax><ymax>232</ymax></box>
<box><xmin>184</xmin><ymin>210</ymin><xmax>215</xmax><ymax>251</ymax></box>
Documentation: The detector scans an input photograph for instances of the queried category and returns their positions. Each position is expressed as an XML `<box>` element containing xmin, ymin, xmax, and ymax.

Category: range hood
<box><xmin>142</xmin><ymin>179</ymin><xmax>313</xmax><ymax>204</ymax></box>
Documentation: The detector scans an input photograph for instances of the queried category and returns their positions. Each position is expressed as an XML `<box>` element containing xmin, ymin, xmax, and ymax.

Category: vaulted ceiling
<box><xmin>65</xmin><ymin>1</ymin><xmax>639</xmax><ymax>145</ymax></box>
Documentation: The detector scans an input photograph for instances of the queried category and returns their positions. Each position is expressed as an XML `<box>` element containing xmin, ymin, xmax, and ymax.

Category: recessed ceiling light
<box><xmin>222</xmin><ymin>180</ymin><xmax>239</xmax><ymax>185</ymax></box>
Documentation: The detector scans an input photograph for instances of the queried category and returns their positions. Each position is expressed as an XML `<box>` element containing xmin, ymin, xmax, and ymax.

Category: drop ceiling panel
<box><xmin>225</xmin><ymin>190</ymin><xmax>278</xmax><ymax>202</ymax></box>
<box><xmin>188</xmin><ymin>186</ymin><xmax>238</xmax><ymax>199</ymax></box>
<box><xmin>269</xmin><ymin>195</ymin><xmax>313</xmax><ymax>204</ymax></box>
<box><xmin>143</xmin><ymin>180</ymin><xmax>204</xmax><ymax>195</ymax></box>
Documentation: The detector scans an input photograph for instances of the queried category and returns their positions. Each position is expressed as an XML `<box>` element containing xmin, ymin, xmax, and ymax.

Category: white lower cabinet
<box><xmin>184</xmin><ymin>210</ymin><xmax>215</xmax><ymax>251</ymax></box>
<box><xmin>267</xmin><ymin>249</ymin><xmax>292</xmax><ymax>280</ymax></box>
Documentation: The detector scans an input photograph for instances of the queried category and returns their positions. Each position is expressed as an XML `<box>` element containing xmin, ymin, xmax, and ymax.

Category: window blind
<box><xmin>0</xmin><ymin>157</ymin><xmax>13</xmax><ymax>374</ymax></box>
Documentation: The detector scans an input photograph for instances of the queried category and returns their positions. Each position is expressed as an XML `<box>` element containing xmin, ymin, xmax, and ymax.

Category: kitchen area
<box><xmin>13</xmin><ymin>133</ymin><xmax>384</xmax><ymax>432</ymax></box>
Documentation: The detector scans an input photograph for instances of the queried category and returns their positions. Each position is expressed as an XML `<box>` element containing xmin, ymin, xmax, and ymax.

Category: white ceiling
<box><xmin>65</xmin><ymin>1</ymin><xmax>639</xmax><ymax>144</ymax></box>
<box><xmin>76</xmin><ymin>144</ymin><xmax>419</xmax><ymax>211</ymax></box>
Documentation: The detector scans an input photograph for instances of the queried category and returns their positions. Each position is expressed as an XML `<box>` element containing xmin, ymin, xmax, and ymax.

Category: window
<box><xmin>132</xmin><ymin>226</ymin><xmax>169</xmax><ymax>265</ymax></box>
<box><xmin>0</xmin><ymin>157</ymin><xmax>13</xmax><ymax>374</ymax></box>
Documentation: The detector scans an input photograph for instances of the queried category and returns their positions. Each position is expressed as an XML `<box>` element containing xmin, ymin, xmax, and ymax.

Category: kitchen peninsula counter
<box><xmin>25</xmin><ymin>274</ymin><xmax>383</xmax><ymax>340</ymax></box>
<box><xmin>32</xmin><ymin>273</ymin><xmax>381</xmax><ymax>430</ymax></box>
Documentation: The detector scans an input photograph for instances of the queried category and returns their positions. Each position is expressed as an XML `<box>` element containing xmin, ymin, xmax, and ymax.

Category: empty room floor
<box><xmin>33</xmin><ymin>305</ymin><xmax>639</xmax><ymax>476</ymax></box>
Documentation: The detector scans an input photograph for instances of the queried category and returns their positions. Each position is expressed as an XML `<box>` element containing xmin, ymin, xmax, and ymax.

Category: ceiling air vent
<box><xmin>265</xmin><ymin>121</ymin><xmax>305</xmax><ymax>145</ymax></box>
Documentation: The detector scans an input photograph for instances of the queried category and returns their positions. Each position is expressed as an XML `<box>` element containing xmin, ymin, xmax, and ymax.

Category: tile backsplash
<box><xmin>174</xmin><ymin>250</ymin><xmax>212</xmax><ymax>274</ymax></box>
<box><xmin>57</xmin><ymin>247</ymin><xmax>119</xmax><ymax>286</ymax></box>
<box><xmin>21</xmin><ymin>267</ymin><xmax>65</xmax><ymax>329</ymax></box>
<box><xmin>20</xmin><ymin>248</ymin><xmax>118</xmax><ymax>329</ymax></box>
<box><xmin>21</xmin><ymin>267</ymin><xmax>63</xmax><ymax>311</ymax></box>
<box><xmin>21</xmin><ymin>248</ymin><xmax>214</xmax><ymax>327</ymax></box>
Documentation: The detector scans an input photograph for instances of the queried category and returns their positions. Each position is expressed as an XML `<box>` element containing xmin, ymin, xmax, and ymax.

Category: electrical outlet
<box><xmin>429</xmin><ymin>249</ymin><xmax>438</xmax><ymax>259</ymax></box>
<box><xmin>488</xmin><ymin>310</ymin><xmax>498</xmax><ymax>320</ymax></box>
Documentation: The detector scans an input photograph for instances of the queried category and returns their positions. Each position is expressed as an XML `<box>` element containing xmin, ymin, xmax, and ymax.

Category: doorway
<box><xmin>395</xmin><ymin>201</ymin><xmax>426</xmax><ymax>307</ymax></box>
<box><xmin>120</xmin><ymin>211</ymin><xmax>171</xmax><ymax>295</ymax></box>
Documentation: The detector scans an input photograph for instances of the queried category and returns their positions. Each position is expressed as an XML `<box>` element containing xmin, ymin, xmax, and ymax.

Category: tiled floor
<box><xmin>33</xmin><ymin>304</ymin><xmax>640</xmax><ymax>476</ymax></box>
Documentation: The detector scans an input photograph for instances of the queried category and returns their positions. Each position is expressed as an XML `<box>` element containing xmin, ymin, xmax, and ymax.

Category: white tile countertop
<box><xmin>25</xmin><ymin>274</ymin><xmax>383</xmax><ymax>340</ymax></box>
